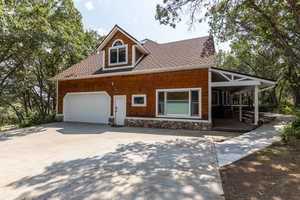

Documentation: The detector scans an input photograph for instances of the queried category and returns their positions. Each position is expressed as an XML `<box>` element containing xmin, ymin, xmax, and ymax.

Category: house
<box><xmin>51</xmin><ymin>25</ymin><xmax>276</xmax><ymax>130</ymax></box>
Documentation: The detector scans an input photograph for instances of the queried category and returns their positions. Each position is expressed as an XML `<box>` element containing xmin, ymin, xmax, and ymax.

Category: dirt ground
<box><xmin>220</xmin><ymin>140</ymin><xmax>300</xmax><ymax>200</ymax></box>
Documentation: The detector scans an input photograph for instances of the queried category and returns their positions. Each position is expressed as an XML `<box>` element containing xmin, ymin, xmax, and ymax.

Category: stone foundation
<box><xmin>55</xmin><ymin>114</ymin><xmax>63</xmax><ymax>122</ymax></box>
<box><xmin>125</xmin><ymin>118</ymin><xmax>212</xmax><ymax>131</ymax></box>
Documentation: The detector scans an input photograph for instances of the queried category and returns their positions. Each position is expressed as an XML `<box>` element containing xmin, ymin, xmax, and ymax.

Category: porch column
<box><xmin>208</xmin><ymin>69</ymin><xmax>212</xmax><ymax>123</ymax></box>
<box><xmin>239</xmin><ymin>92</ymin><xmax>242</xmax><ymax>122</ymax></box>
<box><xmin>254</xmin><ymin>85</ymin><xmax>259</xmax><ymax>125</ymax></box>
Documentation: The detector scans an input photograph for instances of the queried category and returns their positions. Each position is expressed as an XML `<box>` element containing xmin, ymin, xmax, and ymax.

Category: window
<box><xmin>166</xmin><ymin>91</ymin><xmax>189</xmax><ymax>115</ymax></box>
<box><xmin>132</xmin><ymin>94</ymin><xmax>146</xmax><ymax>107</ymax></box>
<box><xmin>113</xmin><ymin>40</ymin><xmax>123</xmax><ymax>46</ymax></box>
<box><xmin>109</xmin><ymin>39</ymin><xmax>128</xmax><ymax>65</ymax></box>
<box><xmin>156</xmin><ymin>88</ymin><xmax>201</xmax><ymax>118</ymax></box>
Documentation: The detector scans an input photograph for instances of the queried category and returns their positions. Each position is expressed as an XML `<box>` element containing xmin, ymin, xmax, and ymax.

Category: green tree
<box><xmin>156</xmin><ymin>0</ymin><xmax>300</xmax><ymax>106</ymax></box>
<box><xmin>0</xmin><ymin>0</ymin><xmax>103</xmax><ymax>125</ymax></box>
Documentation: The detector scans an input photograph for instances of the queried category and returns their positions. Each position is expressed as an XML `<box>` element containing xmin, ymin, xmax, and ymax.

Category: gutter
<box><xmin>51</xmin><ymin>64</ymin><xmax>213</xmax><ymax>81</ymax></box>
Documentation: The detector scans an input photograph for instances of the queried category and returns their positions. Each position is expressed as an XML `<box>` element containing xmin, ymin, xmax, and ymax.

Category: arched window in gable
<box><xmin>109</xmin><ymin>39</ymin><xmax>128</xmax><ymax>65</ymax></box>
<box><xmin>112</xmin><ymin>39</ymin><xmax>124</xmax><ymax>47</ymax></box>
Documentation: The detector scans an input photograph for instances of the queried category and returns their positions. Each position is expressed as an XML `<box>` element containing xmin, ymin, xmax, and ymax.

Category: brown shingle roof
<box><xmin>51</xmin><ymin>36</ymin><xmax>215</xmax><ymax>80</ymax></box>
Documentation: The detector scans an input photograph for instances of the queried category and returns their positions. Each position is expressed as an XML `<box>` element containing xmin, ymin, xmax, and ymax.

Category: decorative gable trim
<box><xmin>97</xmin><ymin>25</ymin><xmax>148</xmax><ymax>54</ymax></box>
<box><xmin>102</xmin><ymin>50</ymin><xmax>105</xmax><ymax>68</ymax></box>
<box><xmin>132</xmin><ymin>45</ymin><xmax>136</xmax><ymax>65</ymax></box>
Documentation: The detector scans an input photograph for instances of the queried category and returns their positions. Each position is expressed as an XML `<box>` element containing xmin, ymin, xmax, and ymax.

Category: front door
<box><xmin>114</xmin><ymin>95</ymin><xmax>126</xmax><ymax>126</ymax></box>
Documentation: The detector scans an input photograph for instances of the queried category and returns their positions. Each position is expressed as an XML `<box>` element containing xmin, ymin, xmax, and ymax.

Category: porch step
<box><xmin>212</xmin><ymin>118</ymin><xmax>257</xmax><ymax>133</ymax></box>
<box><xmin>212</xmin><ymin>126</ymin><xmax>256</xmax><ymax>133</ymax></box>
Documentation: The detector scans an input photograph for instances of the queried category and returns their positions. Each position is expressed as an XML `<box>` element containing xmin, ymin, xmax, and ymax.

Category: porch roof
<box><xmin>211</xmin><ymin>67</ymin><xmax>276</xmax><ymax>90</ymax></box>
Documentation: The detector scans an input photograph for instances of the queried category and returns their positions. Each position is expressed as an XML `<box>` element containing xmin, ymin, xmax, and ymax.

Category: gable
<box><xmin>98</xmin><ymin>26</ymin><xmax>147</xmax><ymax>70</ymax></box>
<box><xmin>102</xmin><ymin>30</ymin><xmax>136</xmax><ymax>69</ymax></box>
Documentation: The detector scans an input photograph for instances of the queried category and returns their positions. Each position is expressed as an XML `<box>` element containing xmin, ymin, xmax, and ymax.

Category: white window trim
<box><xmin>155</xmin><ymin>88</ymin><xmax>202</xmax><ymax>119</ymax></box>
<box><xmin>132</xmin><ymin>94</ymin><xmax>147</xmax><ymax>107</ymax></box>
<box><xmin>108</xmin><ymin>43</ymin><xmax>128</xmax><ymax>66</ymax></box>
<box><xmin>112</xmin><ymin>39</ymin><xmax>124</xmax><ymax>46</ymax></box>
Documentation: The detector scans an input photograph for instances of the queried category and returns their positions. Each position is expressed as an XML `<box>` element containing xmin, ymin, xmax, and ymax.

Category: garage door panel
<box><xmin>64</xmin><ymin>93</ymin><xmax>110</xmax><ymax>124</ymax></box>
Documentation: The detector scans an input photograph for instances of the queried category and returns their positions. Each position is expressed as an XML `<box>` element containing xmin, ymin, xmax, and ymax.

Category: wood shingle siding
<box><xmin>58</xmin><ymin>68</ymin><xmax>209</xmax><ymax>120</ymax></box>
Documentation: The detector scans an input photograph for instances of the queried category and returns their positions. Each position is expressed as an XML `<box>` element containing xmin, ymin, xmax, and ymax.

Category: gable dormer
<box><xmin>98</xmin><ymin>25</ymin><xmax>148</xmax><ymax>71</ymax></box>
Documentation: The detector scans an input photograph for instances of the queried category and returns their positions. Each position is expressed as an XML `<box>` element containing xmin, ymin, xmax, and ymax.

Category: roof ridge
<box><xmin>143</xmin><ymin>39</ymin><xmax>158</xmax><ymax>44</ymax></box>
<box><xmin>159</xmin><ymin>36</ymin><xmax>210</xmax><ymax>45</ymax></box>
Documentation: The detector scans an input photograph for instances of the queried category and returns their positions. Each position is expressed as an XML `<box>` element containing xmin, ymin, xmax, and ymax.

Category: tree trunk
<box><xmin>271</xmin><ymin>87</ymin><xmax>278</xmax><ymax>106</ymax></box>
<box><xmin>277</xmin><ymin>86</ymin><xmax>283</xmax><ymax>105</ymax></box>
<box><xmin>291</xmin><ymin>86</ymin><xmax>300</xmax><ymax>107</ymax></box>
<box><xmin>23</xmin><ymin>92</ymin><xmax>29</xmax><ymax>117</ymax></box>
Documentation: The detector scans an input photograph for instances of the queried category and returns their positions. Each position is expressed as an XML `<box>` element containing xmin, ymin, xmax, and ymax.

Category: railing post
<box><xmin>254</xmin><ymin>85</ymin><xmax>259</xmax><ymax>125</ymax></box>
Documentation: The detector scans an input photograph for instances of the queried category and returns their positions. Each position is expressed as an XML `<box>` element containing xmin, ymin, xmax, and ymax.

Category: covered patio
<box><xmin>210</xmin><ymin>68</ymin><xmax>276</xmax><ymax>131</ymax></box>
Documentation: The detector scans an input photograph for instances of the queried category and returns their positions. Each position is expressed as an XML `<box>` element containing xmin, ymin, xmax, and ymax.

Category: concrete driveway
<box><xmin>0</xmin><ymin>123</ymin><xmax>224</xmax><ymax>200</ymax></box>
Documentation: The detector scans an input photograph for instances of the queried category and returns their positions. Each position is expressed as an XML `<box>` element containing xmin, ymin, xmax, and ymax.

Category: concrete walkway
<box><xmin>215</xmin><ymin>114</ymin><xmax>293</xmax><ymax>167</ymax></box>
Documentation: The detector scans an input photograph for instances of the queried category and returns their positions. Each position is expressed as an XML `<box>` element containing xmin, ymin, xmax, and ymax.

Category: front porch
<box><xmin>212</xmin><ymin>118</ymin><xmax>256</xmax><ymax>132</ymax></box>
<box><xmin>210</xmin><ymin>68</ymin><xmax>276</xmax><ymax>131</ymax></box>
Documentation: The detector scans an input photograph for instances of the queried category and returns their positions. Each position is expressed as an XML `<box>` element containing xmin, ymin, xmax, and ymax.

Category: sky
<box><xmin>73</xmin><ymin>0</ymin><xmax>230</xmax><ymax>52</ymax></box>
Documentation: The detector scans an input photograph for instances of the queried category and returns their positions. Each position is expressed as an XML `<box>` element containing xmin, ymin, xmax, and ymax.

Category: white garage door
<box><xmin>63</xmin><ymin>92</ymin><xmax>110</xmax><ymax>124</ymax></box>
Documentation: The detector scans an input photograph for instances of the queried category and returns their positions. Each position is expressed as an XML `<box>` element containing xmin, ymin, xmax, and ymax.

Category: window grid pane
<box><xmin>191</xmin><ymin>90</ymin><xmax>200</xmax><ymax>116</ymax></box>
<box><xmin>118</xmin><ymin>48</ymin><xmax>126</xmax><ymax>63</ymax></box>
<box><xmin>134</xmin><ymin>97</ymin><xmax>144</xmax><ymax>105</ymax></box>
<box><xmin>110</xmin><ymin>49</ymin><xmax>118</xmax><ymax>64</ymax></box>
<box><xmin>113</xmin><ymin>41</ymin><xmax>123</xmax><ymax>46</ymax></box>
<box><xmin>158</xmin><ymin>92</ymin><xmax>165</xmax><ymax>115</ymax></box>
<box><xmin>166</xmin><ymin>91</ymin><xmax>189</xmax><ymax>115</ymax></box>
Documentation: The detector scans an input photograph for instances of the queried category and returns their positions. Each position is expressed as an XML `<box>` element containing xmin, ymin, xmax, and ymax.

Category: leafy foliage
<box><xmin>156</xmin><ymin>0</ymin><xmax>300</xmax><ymax>106</ymax></box>
<box><xmin>0</xmin><ymin>0</ymin><xmax>104</xmax><ymax>126</ymax></box>
<box><xmin>282</xmin><ymin>113</ymin><xmax>300</xmax><ymax>141</ymax></box>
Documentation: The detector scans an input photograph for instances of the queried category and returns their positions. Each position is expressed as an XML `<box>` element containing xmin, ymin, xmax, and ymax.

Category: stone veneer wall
<box><xmin>125</xmin><ymin>119</ymin><xmax>212</xmax><ymax>131</ymax></box>
<box><xmin>55</xmin><ymin>115</ymin><xmax>64</xmax><ymax>122</ymax></box>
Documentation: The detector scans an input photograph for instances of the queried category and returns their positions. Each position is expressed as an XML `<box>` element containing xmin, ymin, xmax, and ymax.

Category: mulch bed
<box><xmin>220</xmin><ymin>140</ymin><xmax>300</xmax><ymax>200</ymax></box>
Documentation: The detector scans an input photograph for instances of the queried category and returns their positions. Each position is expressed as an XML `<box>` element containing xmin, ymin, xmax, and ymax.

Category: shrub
<box><xmin>275</xmin><ymin>103</ymin><xmax>300</xmax><ymax>115</ymax></box>
<box><xmin>20</xmin><ymin>112</ymin><xmax>56</xmax><ymax>128</ymax></box>
<box><xmin>282</xmin><ymin>114</ymin><xmax>300</xmax><ymax>141</ymax></box>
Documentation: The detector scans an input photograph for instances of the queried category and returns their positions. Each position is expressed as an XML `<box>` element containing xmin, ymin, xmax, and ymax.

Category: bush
<box><xmin>20</xmin><ymin>112</ymin><xmax>56</xmax><ymax>128</ymax></box>
<box><xmin>274</xmin><ymin>103</ymin><xmax>300</xmax><ymax>115</ymax></box>
<box><xmin>282</xmin><ymin>114</ymin><xmax>300</xmax><ymax>141</ymax></box>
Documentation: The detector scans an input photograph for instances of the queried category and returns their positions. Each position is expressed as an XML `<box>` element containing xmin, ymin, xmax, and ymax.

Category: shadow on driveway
<box><xmin>49</xmin><ymin>122</ymin><xmax>239</xmax><ymax>141</ymax></box>
<box><xmin>1</xmin><ymin>122</ymin><xmax>239</xmax><ymax>142</ymax></box>
<box><xmin>7</xmin><ymin>140</ymin><xmax>224</xmax><ymax>200</ymax></box>
<box><xmin>0</xmin><ymin>126</ymin><xmax>46</xmax><ymax>141</ymax></box>
<box><xmin>52</xmin><ymin>122</ymin><xmax>205</xmax><ymax>137</ymax></box>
